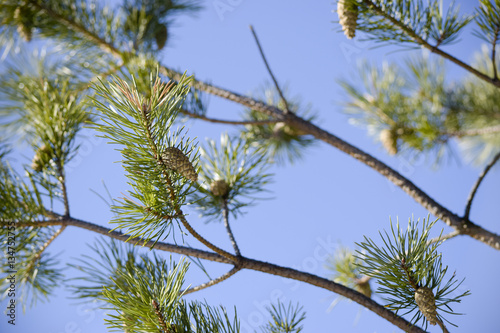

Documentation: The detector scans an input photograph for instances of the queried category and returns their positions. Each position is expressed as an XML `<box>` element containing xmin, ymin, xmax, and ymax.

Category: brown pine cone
<box><xmin>337</xmin><ymin>0</ymin><xmax>359</xmax><ymax>39</ymax></box>
<box><xmin>161</xmin><ymin>147</ymin><xmax>197</xmax><ymax>182</ymax></box>
<box><xmin>414</xmin><ymin>286</ymin><xmax>438</xmax><ymax>325</ymax></box>
<box><xmin>210</xmin><ymin>179</ymin><xmax>230</xmax><ymax>197</ymax></box>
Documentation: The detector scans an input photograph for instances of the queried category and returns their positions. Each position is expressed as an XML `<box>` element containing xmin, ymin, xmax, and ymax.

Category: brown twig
<box><xmin>30</xmin><ymin>0</ymin><xmax>122</xmax><ymax>58</ymax></box>
<box><xmin>464</xmin><ymin>151</ymin><xmax>500</xmax><ymax>220</ymax></box>
<box><xmin>222</xmin><ymin>200</ymin><xmax>241</xmax><ymax>256</ymax></box>
<box><xmin>10</xmin><ymin>217</ymin><xmax>425</xmax><ymax>333</ymax></box>
<box><xmin>180</xmin><ymin>109</ymin><xmax>278</xmax><ymax>126</ymax></box>
<box><xmin>437</xmin><ymin>318</ymin><xmax>450</xmax><ymax>333</ymax></box>
<box><xmin>151</xmin><ymin>299</ymin><xmax>169</xmax><ymax>333</ymax></box>
<box><xmin>428</xmin><ymin>230</ymin><xmax>461</xmax><ymax>245</ymax></box>
<box><xmin>249</xmin><ymin>25</ymin><xmax>291</xmax><ymax>114</ymax></box>
<box><xmin>182</xmin><ymin>266</ymin><xmax>240</xmax><ymax>295</ymax></box>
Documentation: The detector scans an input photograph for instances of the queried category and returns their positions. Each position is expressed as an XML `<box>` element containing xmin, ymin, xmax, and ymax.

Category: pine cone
<box><xmin>161</xmin><ymin>147</ymin><xmax>197</xmax><ymax>182</ymax></box>
<box><xmin>31</xmin><ymin>144</ymin><xmax>53</xmax><ymax>172</ymax></box>
<box><xmin>380</xmin><ymin>129</ymin><xmax>398</xmax><ymax>155</ymax></box>
<box><xmin>337</xmin><ymin>0</ymin><xmax>358</xmax><ymax>39</ymax></box>
<box><xmin>155</xmin><ymin>24</ymin><xmax>168</xmax><ymax>50</ymax></box>
<box><xmin>414</xmin><ymin>286</ymin><xmax>438</xmax><ymax>325</ymax></box>
<box><xmin>210</xmin><ymin>179</ymin><xmax>230</xmax><ymax>197</ymax></box>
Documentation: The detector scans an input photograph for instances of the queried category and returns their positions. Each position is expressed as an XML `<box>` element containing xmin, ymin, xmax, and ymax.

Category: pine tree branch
<box><xmin>283</xmin><ymin>112</ymin><xmax>500</xmax><ymax>250</ymax></box>
<box><xmin>138</xmin><ymin>101</ymin><xmax>239</xmax><ymax>264</ymax></box>
<box><xmin>464</xmin><ymin>150</ymin><xmax>500</xmax><ymax>220</ymax></box>
<box><xmin>362</xmin><ymin>0</ymin><xmax>500</xmax><ymax>88</ymax></box>
<box><xmin>159</xmin><ymin>64</ymin><xmax>500</xmax><ymax>250</ymax></box>
<box><xmin>56</xmin><ymin>161</ymin><xmax>70</xmax><ymax>217</ymax></box>
<box><xmin>33</xmin><ymin>225</ymin><xmax>66</xmax><ymax>262</ymax></box>
<box><xmin>27</xmin><ymin>0</ymin><xmax>500</xmax><ymax>250</ymax></box>
<box><xmin>29</xmin><ymin>0</ymin><xmax>122</xmax><ymax>58</ymax></box>
<box><xmin>249</xmin><ymin>25</ymin><xmax>291</xmax><ymax>114</ymax></box>
<box><xmin>180</xmin><ymin>109</ymin><xmax>278</xmax><ymax>126</ymax></box>
<box><xmin>22</xmin><ymin>224</ymin><xmax>67</xmax><ymax>283</ymax></box>
<box><xmin>222</xmin><ymin>200</ymin><xmax>241</xmax><ymax>256</ymax></box>
<box><xmin>428</xmin><ymin>230</ymin><xmax>461</xmax><ymax>245</ymax></box>
<box><xmin>437</xmin><ymin>318</ymin><xmax>450</xmax><ymax>333</ymax></box>
<box><xmin>182</xmin><ymin>266</ymin><xmax>240</xmax><ymax>295</ymax></box>
<box><xmin>10</xmin><ymin>216</ymin><xmax>425</xmax><ymax>333</ymax></box>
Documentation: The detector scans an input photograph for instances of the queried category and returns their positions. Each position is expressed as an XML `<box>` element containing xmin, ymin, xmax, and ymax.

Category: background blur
<box><xmin>1</xmin><ymin>1</ymin><xmax>499</xmax><ymax>332</ymax></box>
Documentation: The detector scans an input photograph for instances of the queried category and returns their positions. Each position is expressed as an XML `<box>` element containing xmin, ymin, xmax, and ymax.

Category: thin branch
<box><xmin>151</xmin><ymin>299</ymin><xmax>169</xmax><ymax>332</ymax></box>
<box><xmin>464</xmin><ymin>151</ymin><xmax>500</xmax><ymax>219</ymax></box>
<box><xmin>180</xmin><ymin>109</ymin><xmax>278</xmax><ymax>126</ymax></box>
<box><xmin>33</xmin><ymin>225</ymin><xmax>66</xmax><ymax>261</ymax></box>
<box><xmin>362</xmin><ymin>0</ymin><xmax>500</xmax><ymax>88</ymax></box>
<box><xmin>11</xmin><ymin>217</ymin><xmax>425</xmax><ymax>333</ymax></box>
<box><xmin>182</xmin><ymin>266</ymin><xmax>240</xmax><ymax>295</ymax></box>
<box><xmin>30</xmin><ymin>0</ymin><xmax>122</xmax><ymax>58</ymax></box>
<box><xmin>56</xmin><ymin>161</ymin><xmax>70</xmax><ymax>217</ymax></box>
<box><xmin>428</xmin><ymin>230</ymin><xmax>461</xmax><ymax>245</ymax></box>
<box><xmin>249</xmin><ymin>25</ymin><xmax>291</xmax><ymax>114</ymax></box>
<box><xmin>222</xmin><ymin>200</ymin><xmax>241</xmax><ymax>256</ymax></box>
<box><xmin>22</xmin><ymin>225</ymin><xmax>67</xmax><ymax>281</ymax></box>
<box><xmin>436</xmin><ymin>318</ymin><xmax>450</xmax><ymax>333</ymax></box>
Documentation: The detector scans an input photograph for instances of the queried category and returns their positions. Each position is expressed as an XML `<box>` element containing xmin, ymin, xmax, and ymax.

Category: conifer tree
<box><xmin>1</xmin><ymin>1</ymin><xmax>499</xmax><ymax>332</ymax></box>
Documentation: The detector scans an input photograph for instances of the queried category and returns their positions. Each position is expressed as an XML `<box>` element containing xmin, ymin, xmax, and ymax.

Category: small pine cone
<box><xmin>380</xmin><ymin>129</ymin><xmax>398</xmax><ymax>155</ymax></box>
<box><xmin>31</xmin><ymin>144</ymin><xmax>53</xmax><ymax>172</ymax></box>
<box><xmin>161</xmin><ymin>147</ymin><xmax>197</xmax><ymax>182</ymax></box>
<box><xmin>337</xmin><ymin>0</ymin><xmax>358</xmax><ymax>39</ymax></box>
<box><xmin>155</xmin><ymin>24</ymin><xmax>168</xmax><ymax>50</ymax></box>
<box><xmin>414</xmin><ymin>286</ymin><xmax>438</xmax><ymax>326</ymax></box>
<box><xmin>210</xmin><ymin>179</ymin><xmax>229</xmax><ymax>197</ymax></box>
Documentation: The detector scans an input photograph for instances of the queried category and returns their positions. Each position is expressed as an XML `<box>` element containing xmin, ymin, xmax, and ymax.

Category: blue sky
<box><xmin>1</xmin><ymin>1</ymin><xmax>500</xmax><ymax>332</ymax></box>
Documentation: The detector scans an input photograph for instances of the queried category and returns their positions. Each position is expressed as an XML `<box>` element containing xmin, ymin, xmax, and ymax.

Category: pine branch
<box><xmin>222</xmin><ymin>200</ymin><xmax>241</xmax><ymax>256</ymax></box>
<box><xmin>180</xmin><ymin>108</ymin><xmax>278</xmax><ymax>126</ymax></box>
<box><xmin>182</xmin><ymin>266</ymin><xmax>240</xmax><ymax>295</ymax></box>
<box><xmin>428</xmin><ymin>230</ymin><xmax>461</xmax><ymax>245</ymax></box>
<box><xmin>23</xmin><ymin>0</ymin><xmax>500</xmax><ymax>250</ymax></box>
<box><xmin>29</xmin><ymin>0</ymin><xmax>122</xmax><ymax>58</ymax></box>
<box><xmin>10</xmin><ymin>216</ymin><xmax>425</xmax><ymax>332</ymax></box>
<box><xmin>161</xmin><ymin>63</ymin><xmax>500</xmax><ymax>250</ymax></box>
<box><xmin>361</xmin><ymin>0</ymin><xmax>500</xmax><ymax>88</ymax></box>
<box><xmin>464</xmin><ymin>150</ymin><xmax>500</xmax><ymax>219</ymax></box>
<box><xmin>55</xmin><ymin>161</ymin><xmax>70</xmax><ymax>217</ymax></box>
<box><xmin>139</xmin><ymin>100</ymin><xmax>239</xmax><ymax>264</ymax></box>
<box><xmin>249</xmin><ymin>25</ymin><xmax>291</xmax><ymax>114</ymax></box>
